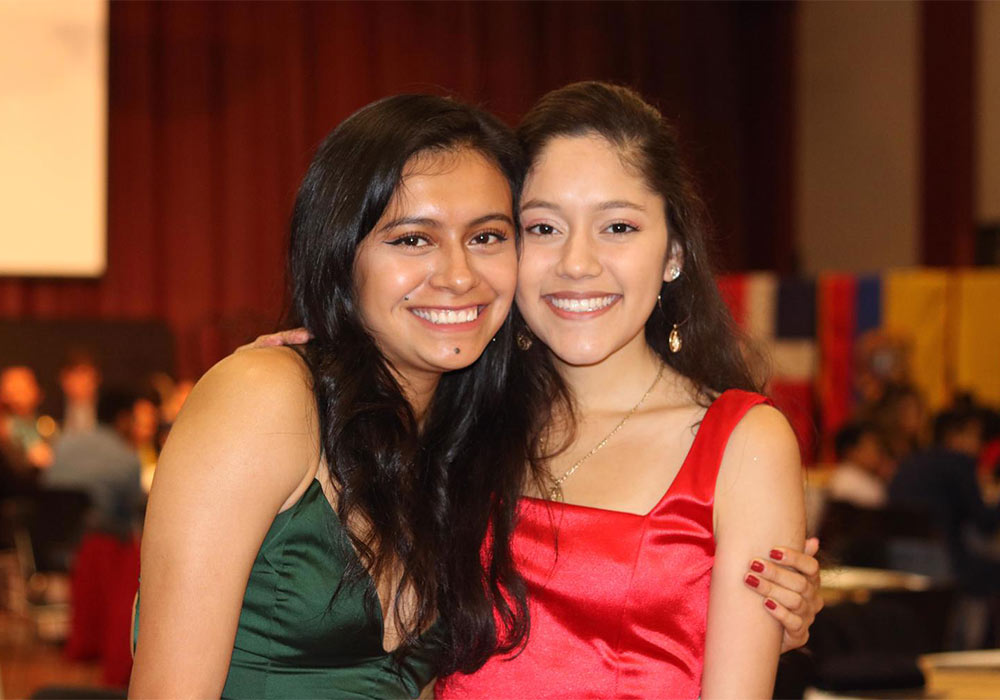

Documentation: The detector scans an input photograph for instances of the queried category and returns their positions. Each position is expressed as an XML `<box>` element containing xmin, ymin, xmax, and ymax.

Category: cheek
<box><xmin>479</xmin><ymin>251</ymin><xmax>519</xmax><ymax>298</ymax></box>
<box><xmin>355</xmin><ymin>259</ymin><xmax>416</xmax><ymax>328</ymax></box>
<box><xmin>515</xmin><ymin>246</ymin><xmax>548</xmax><ymax>294</ymax></box>
<box><xmin>620</xmin><ymin>244</ymin><xmax>670</xmax><ymax>293</ymax></box>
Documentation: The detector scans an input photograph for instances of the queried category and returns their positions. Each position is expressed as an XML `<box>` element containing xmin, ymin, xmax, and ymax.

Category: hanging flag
<box><xmin>954</xmin><ymin>270</ymin><xmax>1000</xmax><ymax>405</ymax></box>
<box><xmin>816</xmin><ymin>274</ymin><xmax>856</xmax><ymax>461</ymax></box>
<box><xmin>883</xmin><ymin>269</ymin><xmax>951</xmax><ymax>410</ymax></box>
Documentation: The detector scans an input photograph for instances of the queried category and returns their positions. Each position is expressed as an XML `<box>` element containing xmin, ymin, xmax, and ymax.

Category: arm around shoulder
<box><xmin>129</xmin><ymin>347</ymin><xmax>320</xmax><ymax>698</ymax></box>
<box><xmin>702</xmin><ymin>404</ymin><xmax>805</xmax><ymax>699</ymax></box>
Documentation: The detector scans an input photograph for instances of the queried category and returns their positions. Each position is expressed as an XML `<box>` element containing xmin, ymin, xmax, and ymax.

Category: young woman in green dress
<box><xmin>130</xmin><ymin>95</ymin><xmax>538</xmax><ymax>697</ymax></box>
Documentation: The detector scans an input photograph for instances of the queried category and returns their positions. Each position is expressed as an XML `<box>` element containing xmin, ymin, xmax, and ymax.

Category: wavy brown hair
<box><xmin>287</xmin><ymin>95</ymin><xmax>532</xmax><ymax>675</ymax></box>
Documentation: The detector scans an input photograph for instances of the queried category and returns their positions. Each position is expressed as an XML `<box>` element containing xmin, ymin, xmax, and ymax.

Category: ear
<box><xmin>662</xmin><ymin>239</ymin><xmax>684</xmax><ymax>284</ymax></box>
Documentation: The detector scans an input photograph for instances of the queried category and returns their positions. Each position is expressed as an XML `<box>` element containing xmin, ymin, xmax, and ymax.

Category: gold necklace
<box><xmin>548</xmin><ymin>363</ymin><xmax>665</xmax><ymax>500</ymax></box>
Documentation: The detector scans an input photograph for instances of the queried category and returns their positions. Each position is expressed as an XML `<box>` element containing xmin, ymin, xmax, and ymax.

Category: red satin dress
<box><xmin>438</xmin><ymin>390</ymin><xmax>768</xmax><ymax>699</ymax></box>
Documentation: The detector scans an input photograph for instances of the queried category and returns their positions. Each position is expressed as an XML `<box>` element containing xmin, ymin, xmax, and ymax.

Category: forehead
<box><xmin>387</xmin><ymin>148</ymin><xmax>512</xmax><ymax>216</ymax></box>
<box><xmin>524</xmin><ymin>135</ymin><xmax>651</xmax><ymax>199</ymax></box>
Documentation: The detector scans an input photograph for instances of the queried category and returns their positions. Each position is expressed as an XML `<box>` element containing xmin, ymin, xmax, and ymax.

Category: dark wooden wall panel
<box><xmin>921</xmin><ymin>0</ymin><xmax>977</xmax><ymax>266</ymax></box>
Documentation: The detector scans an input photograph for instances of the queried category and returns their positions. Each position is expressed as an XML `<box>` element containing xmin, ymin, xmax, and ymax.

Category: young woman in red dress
<box><xmin>435</xmin><ymin>82</ymin><xmax>812</xmax><ymax>699</ymax></box>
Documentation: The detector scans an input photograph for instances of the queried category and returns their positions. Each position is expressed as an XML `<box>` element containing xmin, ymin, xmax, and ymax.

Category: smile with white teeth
<box><xmin>411</xmin><ymin>306</ymin><xmax>481</xmax><ymax>325</ymax></box>
<box><xmin>547</xmin><ymin>295</ymin><xmax>618</xmax><ymax>313</ymax></box>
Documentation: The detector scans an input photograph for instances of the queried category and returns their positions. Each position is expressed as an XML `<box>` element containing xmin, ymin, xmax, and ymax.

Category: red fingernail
<box><xmin>745</xmin><ymin>574</ymin><xmax>760</xmax><ymax>588</ymax></box>
<box><xmin>765</xmin><ymin>599</ymin><xmax>777</xmax><ymax>610</ymax></box>
<box><xmin>751</xmin><ymin>560</ymin><xmax>765</xmax><ymax>573</ymax></box>
<box><xmin>770</xmin><ymin>549</ymin><xmax>784</xmax><ymax>561</ymax></box>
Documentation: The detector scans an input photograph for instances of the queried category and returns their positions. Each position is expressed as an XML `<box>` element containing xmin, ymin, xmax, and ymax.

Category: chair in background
<box><xmin>11</xmin><ymin>488</ymin><xmax>92</xmax><ymax>641</ymax></box>
<box><xmin>807</xmin><ymin>590</ymin><xmax>954</xmax><ymax>694</ymax></box>
<box><xmin>818</xmin><ymin>500</ymin><xmax>952</xmax><ymax>580</ymax></box>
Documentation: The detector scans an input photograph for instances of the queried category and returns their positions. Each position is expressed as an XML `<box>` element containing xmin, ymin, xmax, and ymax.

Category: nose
<box><xmin>429</xmin><ymin>241</ymin><xmax>479</xmax><ymax>294</ymax></box>
<box><xmin>555</xmin><ymin>230</ymin><xmax>602</xmax><ymax>279</ymax></box>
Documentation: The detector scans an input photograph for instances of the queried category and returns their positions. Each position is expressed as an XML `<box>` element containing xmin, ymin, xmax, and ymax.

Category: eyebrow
<box><xmin>379</xmin><ymin>212</ymin><xmax>514</xmax><ymax>232</ymax></box>
<box><xmin>597</xmin><ymin>199</ymin><xmax>647</xmax><ymax>212</ymax></box>
<box><xmin>520</xmin><ymin>199</ymin><xmax>647</xmax><ymax>213</ymax></box>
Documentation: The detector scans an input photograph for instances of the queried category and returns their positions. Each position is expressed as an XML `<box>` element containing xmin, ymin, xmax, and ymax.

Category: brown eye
<box><xmin>606</xmin><ymin>222</ymin><xmax>637</xmax><ymax>235</ymax></box>
<box><xmin>527</xmin><ymin>223</ymin><xmax>556</xmax><ymax>236</ymax></box>
<box><xmin>386</xmin><ymin>234</ymin><xmax>429</xmax><ymax>247</ymax></box>
<box><xmin>470</xmin><ymin>230</ymin><xmax>507</xmax><ymax>245</ymax></box>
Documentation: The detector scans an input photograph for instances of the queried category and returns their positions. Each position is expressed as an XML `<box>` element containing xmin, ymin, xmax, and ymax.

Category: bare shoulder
<box><xmin>197</xmin><ymin>346</ymin><xmax>312</xmax><ymax>403</ymax></box>
<box><xmin>181</xmin><ymin>346</ymin><xmax>316</xmax><ymax>429</ymax></box>
<box><xmin>717</xmin><ymin>403</ymin><xmax>802</xmax><ymax>497</ymax></box>
<box><xmin>725</xmin><ymin>403</ymin><xmax>799</xmax><ymax>468</ymax></box>
<box><xmin>133</xmin><ymin>348</ymin><xmax>320</xmax><ymax>695</ymax></box>
<box><xmin>155</xmin><ymin>346</ymin><xmax>320</xmax><ymax>508</ymax></box>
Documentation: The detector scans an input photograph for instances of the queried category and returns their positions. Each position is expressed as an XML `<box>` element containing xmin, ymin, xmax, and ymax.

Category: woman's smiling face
<box><xmin>516</xmin><ymin>134</ymin><xmax>679</xmax><ymax>367</ymax></box>
<box><xmin>354</xmin><ymin>147</ymin><xmax>518</xmax><ymax>379</ymax></box>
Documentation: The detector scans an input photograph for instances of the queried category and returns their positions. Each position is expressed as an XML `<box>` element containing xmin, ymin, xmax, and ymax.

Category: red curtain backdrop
<box><xmin>920</xmin><ymin>0</ymin><xmax>977</xmax><ymax>267</ymax></box>
<box><xmin>1</xmin><ymin>1</ymin><xmax>796</xmax><ymax>379</ymax></box>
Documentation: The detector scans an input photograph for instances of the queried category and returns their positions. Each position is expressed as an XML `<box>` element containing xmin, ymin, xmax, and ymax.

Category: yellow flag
<box><xmin>883</xmin><ymin>269</ymin><xmax>951</xmax><ymax>409</ymax></box>
<box><xmin>954</xmin><ymin>270</ymin><xmax>1000</xmax><ymax>406</ymax></box>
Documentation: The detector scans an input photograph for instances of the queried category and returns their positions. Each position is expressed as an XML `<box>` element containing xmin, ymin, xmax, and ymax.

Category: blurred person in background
<box><xmin>130</xmin><ymin>390</ymin><xmax>161</xmax><ymax>493</ymax></box>
<box><xmin>951</xmin><ymin>393</ymin><xmax>1000</xmax><ymax>482</ymax></box>
<box><xmin>864</xmin><ymin>382</ymin><xmax>927</xmax><ymax>461</ymax></box>
<box><xmin>853</xmin><ymin>331</ymin><xmax>911</xmax><ymax>406</ymax></box>
<box><xmin>58</xmin><ymin>349</ymin><xmax>101</xmax><ymax>435</ymax></box>
<box><xmin>980</xmin><ymin>406</ymin><xmax>1000</xmax><ymax>479</ymax></box>
<box><xmin>0</xmin><ymin>365</ymin><xmax>53</xmax><ymax>477</ymax></box>
<box><xmin>45</xmin><ymin>388</ymin><xmax>143</xmax><ymax>539</ymax></box>
<box><xmin>827</xmin><ymin>422</ymin><xmax>893</xmax><ymax>508</ymax></box>
<box><xmin>889</xmin><ymin>404</ymin><xmax>1000</xmax><ymax>612</ymax></box>
<box><xmin>156</xmin><ymin>378</ymin><xmax>192</xmax><ymax>452</ymax></box>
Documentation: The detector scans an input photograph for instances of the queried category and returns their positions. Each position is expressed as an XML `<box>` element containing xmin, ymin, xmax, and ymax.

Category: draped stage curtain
<box><xmin>0</xmin><ymin>1</ymin><xmax>796</xmax><ymax>379</ymax></box>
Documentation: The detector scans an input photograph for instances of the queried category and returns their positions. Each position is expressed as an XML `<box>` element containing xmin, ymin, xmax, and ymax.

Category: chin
<box><xmin>423</xmin><ymin>344</ymin><xmax>488</xmax><ymax>372</ymax></box>
<box><xmin>543</xmin><ymin>339</ymin><xmax>616</xmax><ymax>367</ymax></box>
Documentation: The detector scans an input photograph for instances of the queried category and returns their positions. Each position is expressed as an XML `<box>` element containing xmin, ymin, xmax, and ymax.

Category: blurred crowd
<box><xmin>812</xmin><ymin>375</ymin><xmax>1000</xmax><ymax>649</ymax></box>
<box><xmin>0</xmin><ymin>352</ymin><xmax>192</xmax><ymax>685</ymax></box>
<box><xmin>0</xmin><ymin>353</ymin><xmax>193</xmax><ymax>512</ymax></box>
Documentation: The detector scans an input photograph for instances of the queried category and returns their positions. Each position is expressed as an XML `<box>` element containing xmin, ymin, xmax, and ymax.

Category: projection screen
<box><xmin>0</xmin><ymin>0</ymin><xmax>108</xmax><ymax>277</ymax></box>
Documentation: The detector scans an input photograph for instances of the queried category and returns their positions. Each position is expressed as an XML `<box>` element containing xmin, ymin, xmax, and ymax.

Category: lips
<box><xmin>542</xmin><ymin>293</ymin><xmax>621</xmax><ymax>319</ymax></box>
<box><xmin>546</xmin><ymin>294</ymin><xmax>618</xmax><ymax>313</ymax></box>
<box><xmin>409</xmin><ymin>304</ymin><xmax>484</xmax><ymax>326</ymax></box>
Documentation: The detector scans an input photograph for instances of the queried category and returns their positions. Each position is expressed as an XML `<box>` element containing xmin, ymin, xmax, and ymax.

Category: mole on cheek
<box><xmin>454</xmin><ymin>348</ymin><xmax>460</xmax><ymax>354</ymax></box>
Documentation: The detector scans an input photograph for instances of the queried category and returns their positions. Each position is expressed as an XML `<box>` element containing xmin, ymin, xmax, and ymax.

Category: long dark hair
<box><xmin>287</xmin><ymin>95</ymin><xmax>531</xmax><ymax>674</ymax></box>
<box><xmin>514</xmin><ymin>82</ymin><xmax>761</xmax><ymax>454</ymax></box>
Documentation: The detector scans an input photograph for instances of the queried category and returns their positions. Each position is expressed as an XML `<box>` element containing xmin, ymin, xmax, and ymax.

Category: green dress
<box><xmin>135</xmin><ymin>480</ymin><xmax>437</xmax><ymax>698</ymax></box>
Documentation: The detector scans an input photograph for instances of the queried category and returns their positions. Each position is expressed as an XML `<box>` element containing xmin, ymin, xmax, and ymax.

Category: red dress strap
<box><xmin>654</xmin><ymin>389</ymin><xmax>772</xmax><ymax>518</ymax></box>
